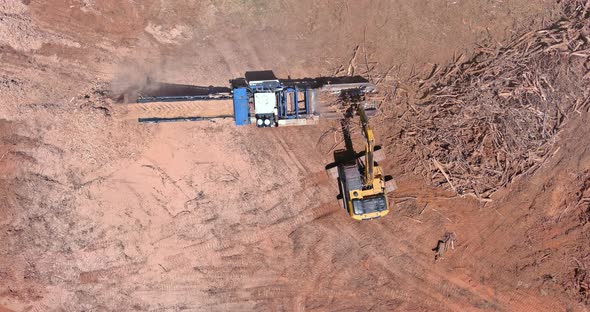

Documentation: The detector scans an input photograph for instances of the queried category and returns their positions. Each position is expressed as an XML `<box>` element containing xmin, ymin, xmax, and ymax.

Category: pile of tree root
<box><xmin>386</xmin><ymin>0</ymin><xmax>590</xmax><ymax>199</ymax></box>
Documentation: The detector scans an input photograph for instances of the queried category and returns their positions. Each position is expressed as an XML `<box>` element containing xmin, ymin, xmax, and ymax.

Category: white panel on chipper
<box><xmin>254</xmin><ymin>93</ymin><xmax>276</xmax><ymax>115</ymax></box>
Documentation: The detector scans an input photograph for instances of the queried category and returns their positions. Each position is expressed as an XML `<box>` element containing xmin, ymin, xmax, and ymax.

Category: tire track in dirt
<box><xmin>308</xmin><ymin>218</ymin><xmax>492</xmax><ymax>310</ymax></box>
<box><xmin>271</xmin><ymin>131</ymin><xmax>308</xmax><ymax>176</ymax></box>
<box><xmin>2</xmin><ymin>0</ymin><xmax>575</xmax><ymax>309</ymax></box>
<box><xmin>114</xmin><ymin>124</ymin><xmax>344</xmax><ymax>308</ymax></box>
<box><xmin>361</xmin><ymin>183</ymin><xmax>573</xmax><ymax>311</ymax></box>
<box><xmin>56</xmin><ymin>125</ymin><xmax>322</xmax><ymax>308</ymax></box>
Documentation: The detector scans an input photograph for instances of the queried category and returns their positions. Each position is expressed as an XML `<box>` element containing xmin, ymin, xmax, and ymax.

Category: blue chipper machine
<box><xmin>127</xmin><ymin>71</ymin><xmax>375</xmax><ymax>127</ymax></box>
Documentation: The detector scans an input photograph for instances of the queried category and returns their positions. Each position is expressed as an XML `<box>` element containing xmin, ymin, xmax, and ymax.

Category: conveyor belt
<box><xmin>116</xmin><ymin>99</ymin><xmax>235</xmax><ymax>121</ymax></box>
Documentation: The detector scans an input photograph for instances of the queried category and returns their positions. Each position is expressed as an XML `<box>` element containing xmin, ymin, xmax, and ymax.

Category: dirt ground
<box><xmin>1</xmin><ymin>0</ymin><xmax>590</xmax><ymax>311</ymax></box>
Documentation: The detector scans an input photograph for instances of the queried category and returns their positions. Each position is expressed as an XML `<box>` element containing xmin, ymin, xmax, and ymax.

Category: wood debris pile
<box><xmin>386</xmin><ymin>0</ymin><xmax>590</xmax><ymax>199</ymax></box>
<box><xmin>566</xmin><ymin>254</ymin><xmax>590</xmax><ymax>304</ymax></box>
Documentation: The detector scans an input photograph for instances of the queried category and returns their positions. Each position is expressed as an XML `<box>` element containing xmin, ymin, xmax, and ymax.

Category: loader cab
<box><xmin>351</xmin><ymin>195</ymin><xmax>388</xmax><ymax>217</ymax></box>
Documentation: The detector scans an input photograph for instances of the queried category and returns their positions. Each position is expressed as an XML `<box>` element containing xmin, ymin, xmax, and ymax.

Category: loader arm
<box><xmin>357</xmin><ymin>105</ymin><xmax>375</xmax><ymax>186</ymax></box>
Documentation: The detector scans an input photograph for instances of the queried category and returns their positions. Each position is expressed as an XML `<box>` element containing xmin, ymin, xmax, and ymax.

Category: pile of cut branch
<box><xmin>387</xmin><ymin>0</ymin><xmax>590</xmax><ymax>199</ymax></box>
<box><xmin>566</xmin><ymin>255</ymin><xmax>590</xmax><ymax>304</ymax></box>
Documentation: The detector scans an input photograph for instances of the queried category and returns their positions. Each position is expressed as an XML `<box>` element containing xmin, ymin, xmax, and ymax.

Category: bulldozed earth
<box><xmin>1</xmin><ymin>0</ymin><xmax>590</xmax><ymax>311</ymax></box>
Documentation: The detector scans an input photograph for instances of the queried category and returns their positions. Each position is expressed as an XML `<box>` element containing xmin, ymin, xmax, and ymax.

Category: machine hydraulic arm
<box><xmin>358</xmin><ymin>104</ymin><xmax>375</xmax><ymax>187</ymax></box>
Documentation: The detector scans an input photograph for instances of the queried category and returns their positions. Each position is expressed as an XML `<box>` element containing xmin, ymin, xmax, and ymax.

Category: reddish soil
<box><xmin>1</xmin><ymin>0</ymin><xmax>589</xmax><ymax>311</ymax></box>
